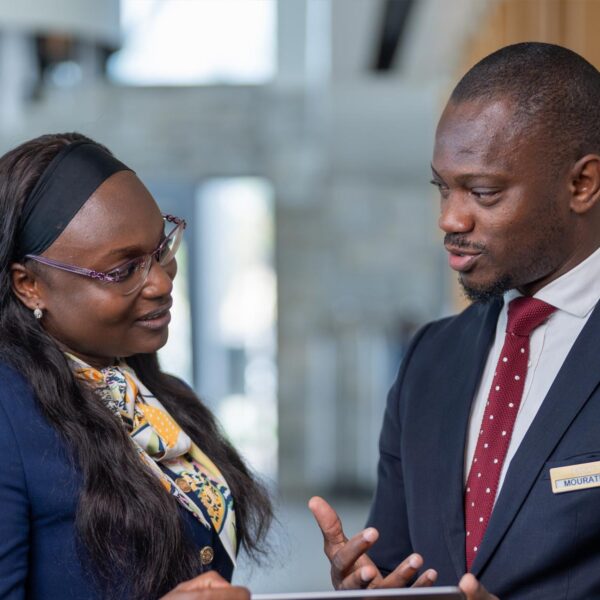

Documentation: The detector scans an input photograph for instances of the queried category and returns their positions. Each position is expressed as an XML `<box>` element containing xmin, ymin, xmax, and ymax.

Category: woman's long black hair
<box><xmin>0</xmin><ymin>133</ymin><xmax>272</xmax><ymax>599</ymax></box>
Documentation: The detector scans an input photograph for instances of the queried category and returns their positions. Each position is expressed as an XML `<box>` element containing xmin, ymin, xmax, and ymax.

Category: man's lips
<box><xmin>445</xmin><ymin>245</ymin><xmax>483</xmax><ymax>272</ymax></box>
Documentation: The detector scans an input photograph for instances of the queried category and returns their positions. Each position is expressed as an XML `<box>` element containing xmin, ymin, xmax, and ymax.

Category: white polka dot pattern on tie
<box><xmin>464</xmin><ymin>297</ymin><xmax>556</xmax><ymax>571</ymax></box>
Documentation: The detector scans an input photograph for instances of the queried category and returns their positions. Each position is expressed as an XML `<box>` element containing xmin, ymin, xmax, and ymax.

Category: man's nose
<box><xmin>438</xmin><ymin>193</ymin><xmax>474</xmax><ymax>234</ymax></box>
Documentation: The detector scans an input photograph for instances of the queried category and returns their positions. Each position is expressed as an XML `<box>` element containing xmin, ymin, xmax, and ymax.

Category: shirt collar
<box><xmin>503</xmin><ymin>245</ymin><xmax>600</xmax><ymax>318</ymax></box>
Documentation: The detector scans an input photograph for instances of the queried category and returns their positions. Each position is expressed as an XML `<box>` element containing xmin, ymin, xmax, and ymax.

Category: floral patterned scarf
<box><xmin>66</xmin><ymin>353</ymin><xmax>237</xmax><ymax>564</ymax></box>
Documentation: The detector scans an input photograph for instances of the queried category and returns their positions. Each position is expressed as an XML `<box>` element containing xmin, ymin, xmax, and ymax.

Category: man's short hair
<box><xmin>450</xmin><ymin>42</ymin><xmax>600</xmax><ymax>166</ymax></box>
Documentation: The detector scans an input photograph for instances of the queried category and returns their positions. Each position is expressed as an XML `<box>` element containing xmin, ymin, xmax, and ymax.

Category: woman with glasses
<box><xmin>0</xmin><ymin>133</ymin><xmax>271</xmax><ymax>599</ymax></box>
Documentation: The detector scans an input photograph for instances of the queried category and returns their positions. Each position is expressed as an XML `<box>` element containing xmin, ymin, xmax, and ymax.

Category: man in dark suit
<box><xmin>311</xmin><ymin>42</ymin><xmax>600</xmax><ymax>599</ymax></box>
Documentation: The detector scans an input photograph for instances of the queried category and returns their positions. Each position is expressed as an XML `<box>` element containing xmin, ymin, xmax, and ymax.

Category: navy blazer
<box><xmin>367</xmin><ymin>299</ymin><xmax>600</xmax><ymax>599</ymax></box>
<box><xmin>0</xmin><ymin>362</ymin><xmax>233</xmax><ymax>599</ymax></box>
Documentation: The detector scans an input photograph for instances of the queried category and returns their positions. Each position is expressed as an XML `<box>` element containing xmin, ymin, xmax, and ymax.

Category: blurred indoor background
<box><xmin>1</xmin><ymin>0</ymin><xmax>599</xmax><ymax>592</ymax></box>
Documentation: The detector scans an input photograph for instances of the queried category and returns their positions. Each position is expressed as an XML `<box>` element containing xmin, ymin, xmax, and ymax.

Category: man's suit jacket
<box><xmin>367</xmin><ymin>298</ymin><xmax>600</xmax><ymax>599</ymax></box>
<box><xmin>0</xmin><ymin>362</ymin><xmax>233</xmax><ymax>600</ymax></box>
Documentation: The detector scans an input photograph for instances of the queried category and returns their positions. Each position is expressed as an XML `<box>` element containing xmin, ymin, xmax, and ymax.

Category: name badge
<box><xmin>550</xmin><ymin>460</ymin><xmax>600</xmax><ymax>494</ymax></box>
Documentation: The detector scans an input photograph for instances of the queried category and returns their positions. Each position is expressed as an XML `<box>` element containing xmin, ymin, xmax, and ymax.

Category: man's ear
<box><xmin>10</xmin><ymin>262</ymin><xmax>45</xmax><ymax>311</ymax></box>
<box><xmin>569</xmin><ymin>154</ymin><xmax>600</xmax><ymax>214</ymax></box>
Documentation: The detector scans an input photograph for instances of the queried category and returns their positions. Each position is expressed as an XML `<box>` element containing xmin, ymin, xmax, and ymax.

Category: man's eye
<box><xmin>472</xmin><ymin>188</ymin><xmax>500</xmax><ymax>199</ymax></box>
<box><xmin>430</xmin><ymin>180</ymin><xmax>449</xmax><ymax>196</ymax></box>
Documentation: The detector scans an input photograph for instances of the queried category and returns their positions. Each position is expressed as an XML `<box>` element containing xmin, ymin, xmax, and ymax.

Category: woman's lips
<box><xmin>135</xmin><ymin>306</ymin><xmax>172</xmax><ymax>330</ymax></box>
<box><xmin>447</xmin><ymin>250</ymin><xmax>482</xmax><ymax>272</ymax></box>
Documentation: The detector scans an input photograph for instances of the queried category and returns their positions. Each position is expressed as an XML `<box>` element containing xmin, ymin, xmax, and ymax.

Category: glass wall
<box><xmin>109</xmin><ymin>0</ymin><xmax>277</xmax><ymax>85</ymax></box>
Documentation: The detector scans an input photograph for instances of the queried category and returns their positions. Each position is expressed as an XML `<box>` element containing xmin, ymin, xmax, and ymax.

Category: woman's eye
<box><xmin>107</xmin><ymin>260</ymin><xmax>141</xmax><ymax>282</ymax></box>
<box><xmin>156</xmin><ymin>245</ymin><xmax>169</xmax><ymax>261</ymax></box>
<box><xmin>156</xmin><ymin>236</ymin><xmax>176</xmax><ymax>263</ymax></box>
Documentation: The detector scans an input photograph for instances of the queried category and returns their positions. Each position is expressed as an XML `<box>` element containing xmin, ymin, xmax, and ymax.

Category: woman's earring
<box><xmin>33</xmin><ymin>306</ymin><xmax>43</xmax><ymax>320</ymax></box>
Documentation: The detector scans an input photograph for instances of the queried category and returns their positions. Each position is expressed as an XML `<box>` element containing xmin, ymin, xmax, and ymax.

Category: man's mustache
<box><xmin>444</xmin><ymin>233</ymin><xmax>487</xmax><ymax>253</ymax></box>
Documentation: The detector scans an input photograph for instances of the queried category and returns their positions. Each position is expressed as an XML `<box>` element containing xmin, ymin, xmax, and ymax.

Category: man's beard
<box><xmin>458</xmin><ymin>273</ymin><xmax>513</xmax><ymax>303</ymax></box>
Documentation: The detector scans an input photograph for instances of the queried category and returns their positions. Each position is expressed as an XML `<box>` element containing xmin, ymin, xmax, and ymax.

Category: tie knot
<box><xmin>506</xmin><ymin>297</ymin><xmax>556</xmax><ymax>336</ymax></box>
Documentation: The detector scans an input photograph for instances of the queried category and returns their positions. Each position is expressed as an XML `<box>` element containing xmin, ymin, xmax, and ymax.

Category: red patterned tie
<box><xmin>464</xmin><ymin>297</ymin><xmax>556</xmax><ymax>570</ymax></box>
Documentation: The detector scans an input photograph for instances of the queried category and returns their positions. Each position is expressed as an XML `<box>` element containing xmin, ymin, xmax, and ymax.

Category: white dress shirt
<box><xmin>465</xmin><ymin>246</ymin><xmax>600</xmax><ymax>495</ymax></box>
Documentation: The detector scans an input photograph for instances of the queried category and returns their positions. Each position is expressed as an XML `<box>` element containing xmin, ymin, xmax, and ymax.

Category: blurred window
<box><xmin>108</xmin><ymin>0</ymin><xmax>276</xmax><ymax>85</ymax></box>
<box><xmin>196</xmin><ymin>178</ymin><xmax>277</xmax><ymax>478</ymax></box>
<box><xmin>158</xmin><ymin>238</ymin><xmax>193</xmax><ymax>385</ymax></box>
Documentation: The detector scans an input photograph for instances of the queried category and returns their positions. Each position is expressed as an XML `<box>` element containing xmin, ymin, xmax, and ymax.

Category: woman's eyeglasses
<box><xmin>25</xmin><ymin>214</ymin><xmax>186</xmax><ymax>296</ymax></box>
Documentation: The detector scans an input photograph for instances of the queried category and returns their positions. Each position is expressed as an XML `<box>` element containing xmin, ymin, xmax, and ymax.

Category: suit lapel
<box><xmin>438</xmin><ymin>300</ymin><xmax>502</xmax><ymax>580</ymax></box>
<box><xmin>471</xmin><ymin>300</ymin><xmax>600</xmax><ymax>575</ymax></box>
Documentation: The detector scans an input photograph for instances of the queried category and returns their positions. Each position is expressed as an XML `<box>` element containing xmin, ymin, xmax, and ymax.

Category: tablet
<box><xmin>253</xmin><ymin>588</ymin><xmax>464</xmax><ymax>600</ymax></box>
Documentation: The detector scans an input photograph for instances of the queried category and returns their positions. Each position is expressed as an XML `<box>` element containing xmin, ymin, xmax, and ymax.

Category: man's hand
<box><xmin>308</xmin><ymin>496</ymin><xmax>437</xmax><ymax>590</ymax></box>
<box><xmin>459</xmin><ymin>574</ymin><xmax>499</xmax><ymax>600</ymax></box>
<box><xmin>160</xmin><ymin>571</ymin><xmax>250</xmax><ymax>600</ymax></box>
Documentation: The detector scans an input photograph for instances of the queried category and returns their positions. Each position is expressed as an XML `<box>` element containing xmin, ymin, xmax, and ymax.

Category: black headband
<box><xmin>15</xmin><ymin>140</ymin><xmax>132</xmax><ymax>259</ymax></box>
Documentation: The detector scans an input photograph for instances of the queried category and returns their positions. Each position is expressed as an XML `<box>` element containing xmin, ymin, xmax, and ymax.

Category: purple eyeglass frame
<box><xmin>25</xmin><ymin>213</ymin><xmax>186</xmax><ymax>285</ymax></box>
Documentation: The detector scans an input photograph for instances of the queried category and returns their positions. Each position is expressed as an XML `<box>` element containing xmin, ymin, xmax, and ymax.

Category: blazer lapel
<box><xmin>438</xmin><ymin>300</ymin><xmax>502</xmax><ymax>580</ymax></box>
<box><xmin>471</xmin><ymin>301</ymin><xmax>600</xmax><ymax>575</ymax></box>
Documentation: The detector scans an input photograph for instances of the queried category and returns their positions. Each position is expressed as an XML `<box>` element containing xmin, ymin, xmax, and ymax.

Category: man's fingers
<box><xmin>330</xmin><ymin>527</ymin><xmax>379</xmax><ymax>576</ymax></box>
<box><xmin>309</xmin><ymin>497</ymin><xmax>382</xmax><ymax>589</ymax></box>
<box><xmin>337</xmin><ymin>564</ymin><xmax>380</xmax><ymax>590</ymax></box>
<box><xmin>308</xmin><ymin>496</ymin><xmax>348</xmax><ymax>554</ymax></box>
<box><xmin>458</xmin><ymin>574</ymin><xmax>499</xmax><ymax>600</ymax></box>
<box><xmin>411</xmin><ymin>569</ymin><xmax>438</xmax><ymax>588</ymax></box>
<box><xmin>378</xmin><ymin>554</ymin><xmax>432</xmax><ymax>589</ymax></box>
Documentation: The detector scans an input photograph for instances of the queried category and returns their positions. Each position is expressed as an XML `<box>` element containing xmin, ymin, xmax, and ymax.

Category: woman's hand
<box><xmin>309</xmin><ymin>496</ymin><xmax>437</xmax><ymax>589</ymax></box>
<box><xmin>160</xmin><ymin>571</ymin><xmax>250</xmax><ymax>600</ymax></box>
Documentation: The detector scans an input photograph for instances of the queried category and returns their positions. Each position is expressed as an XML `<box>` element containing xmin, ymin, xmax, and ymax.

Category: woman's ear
<box><xmin>10</xmin><ymin>262</ymin><xmax>44</xmax><ymax>311</ymax></box>
<box><xmin>569</xmin><ymin>154</ymin><xmax>600</xmax><ymax>214</ymax></box>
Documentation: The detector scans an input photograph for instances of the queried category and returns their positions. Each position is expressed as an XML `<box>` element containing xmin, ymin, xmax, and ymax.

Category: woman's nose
<box><xmin>141</xmin><ymin>257</ymin><xmax>176</xmax><ymax>298</ymax></box>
